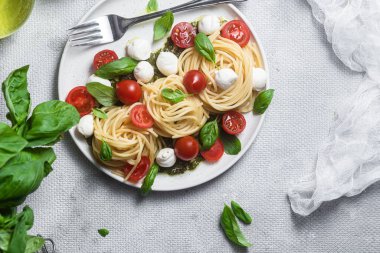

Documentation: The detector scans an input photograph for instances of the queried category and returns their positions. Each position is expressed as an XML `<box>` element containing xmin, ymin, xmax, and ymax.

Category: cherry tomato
<box><xmin>183</xmin><ymin>70</ymin><xmax>207</xmax><ymax>94</ymax></box>
<box><xmin>116</xmin><ymin>80</ymin><xmax>142</xmax><ymax>105</ymax></box>
<box><xmin>171</xmin><ymin>22</ymin><xmax>196</xmax><ymax>49</ymax></box>
<box><xmin>221</xmin><ymin>20</ymin><xmax>251</xmax><ymax>47</ymax></box>
<box><xmin>174</xmin><ymin>136</ymin><xmax>199</xmax><ymax>161</ymax></box>
<box><xmin>201</xmin><ymin>139</ymin><xmax>224</xmax><ymax>162</ymax></box>
<box><xmin>123</xmin><ymin>156</ymin><xmax>151</xmax><ymax>182</ymax></box>
<box><xmin>93</xmin><ymin>49</ymin><xmax>118</xmax><ymax>70</ymax></box>
<box><xmin>130</xmin><ymin>105</ymin><xmax>154</xmax><ymax>129</ymax></box>
<box><xmin>65</xmin><ymin>86</ymin><xmax>96</xmax><ymax>117</ymax></box>
<box><xmin>222</xmin><ymin>111</ymin><xmax>246</xmax><ymax>135</ymax></box>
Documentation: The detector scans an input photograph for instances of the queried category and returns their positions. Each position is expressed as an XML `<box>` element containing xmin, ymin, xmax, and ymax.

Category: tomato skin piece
<box><xmin>171</xmin><ymin>22</ymin><xmax>196</xmax><ymax>49</ymax></box>
<box><xmin>222</xmin><ymin>111</ymin><xmax>246</xmax><ymax>135</ymax></box>
<box><xmin>123</xmin><ymin>156</ymin><xmax>151</xmax><ymax>182</ymax></box>
<box><xmin>183</xmin><ymin>70</ymin><xmax>207</xmax><ymax>94</ymax></box>
<box><xmin>130</xmin><ymin>105</ymin><xmax>154</xmax><ymax>129</ymax></box>
<box><xmin>116</xmin><ymin>80</ymin><xmax>142</xmax><ymax>105</ymax></box>
<box><xmin>221</xmin><ymin>20</ymin><xmax>251</xmax><ymax>47</ymax></box>
<box><xmin>93</xmin><ymin>49</ymin><xmax>118</xmax><ymax>70</ymax></box>
<box><xmin>174</xmin><ymin>136</ymin><xmax>200</xmax><ymax>161</ymax></box>
<box><xmin>65</xmin><ymin>86</ymin><xmax>96</xmax><ymax>117</ymax></box>
<box><xmin>201</xmin><ymin>139</ymin><xmax>224</xmax><ymax>162</ymax></box>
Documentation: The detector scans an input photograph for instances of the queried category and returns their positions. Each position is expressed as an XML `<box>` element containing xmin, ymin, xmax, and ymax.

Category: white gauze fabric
<box><xmin>288</xmin><ymin>0</ymin><xmax>380</xmax><ymax>216</ymax></box>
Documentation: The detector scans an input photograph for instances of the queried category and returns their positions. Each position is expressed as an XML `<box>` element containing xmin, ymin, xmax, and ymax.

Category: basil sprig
<box><xmin>200</xmin><ymin>120</ymin><xmax>218</xmax><ymax>150</ymax></box>
<box><xmin>146</xmin><ymin>0</ymin><xmax>158</xmax><ymax>13</ymax></box>
<box><xmin>86</xmin><ymin>82</ymin><xmax>117</xmax><ymax>106</ymax></box>
<box><xmin>161</xmin><ymin>88</ymin><xmax>187</xmax><ymax>103</ymax></box>
<box><xmin>100</xmin><ymin>141</ymin><xmax>112</xmax><ymax>161</ymax></box>
<box><xmin>231</xmin><ymin>201</ymin><xmax>252</xmax><ymax>224</ymax></box>
<box><xmin>154</xmin><ymin>11</ymin><xmax>174</xmax><ymax>41</ymax></box>
<box><xmin>92</xmin><ymin>108</ymin><xmax>108</xmax><ymax>119</ymax></box>
<box><xmin>220</xmin><ymin>130</ymin><xmax>241</xmax><ymax>155</ymax></box>
<box><xmin>95</xmin><ymin>57</ymin><xmax>137</xmax><ymax>79</ymax></box>
<box><xmin>253</xmin><ymin>89</ymin><xmax>274</xmax><ymax>115</ymax></box>
<box><xmin>98</xmin><ymin>228</ymin><xmax>109</xmax><ymax>237</ymax></box>
<box><xmin>140</xmin><ymin>163</ymin><xmax>159</xmax><ymax>196</ymax></box>
<box><xmin>194</xmin><ymin>32</ymin><xmax>216</xmax><ymax>63</ymax></box>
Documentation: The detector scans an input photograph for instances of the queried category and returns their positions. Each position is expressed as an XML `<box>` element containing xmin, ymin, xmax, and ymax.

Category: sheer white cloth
<box><xmin>288</xmin><ymin>0</ymin><xmax>380</xmax><ymax>216</ymax></box>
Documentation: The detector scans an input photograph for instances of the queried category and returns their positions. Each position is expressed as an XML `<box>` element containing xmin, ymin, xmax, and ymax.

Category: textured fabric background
<box><xmin>0</xmin><ymin>0</ymin><xmax>379</xmax><ymax>252</ymax></box>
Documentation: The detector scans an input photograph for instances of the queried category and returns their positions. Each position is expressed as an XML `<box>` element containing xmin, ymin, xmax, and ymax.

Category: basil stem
<box><xmin>253</xmin><ymin>89</ymin><xmax>274</xmax><ymax>115</ymax></box>
<box><xmin>92</xmin><ymin>108</ymin><xmax>108</xmax><ymax>119</ymax></box>
<box><xmin>200</xmin><ymin>120</ymin><xmax>219</xmax><ymax>150</ymax></box>
<box><xmin>140</xmin><ymin>163</ymin><xmax>159</xmax><ymax>196</ymax></box>
<box><xmin>231</xmin><ymin>201</ymin><xmax>253</xmax><ymax>224</ymax></box>
<box><xmin>100</xmin><ymin>141</ymin><xmax>112</xmax><ymax>161</ymax></box>
<box><xmin>161</xmin><ymin>88</ymin><xmax>187</xmax><ymax>103</ymax></box>
<box><xmin>194</xmin><ymin>32</ymin><xmax>216</xmax><ymax>63</ymax></box>
<box><xmin>154</xmin><ymin>11</ymin><xmax>174</xmax><ymax>41</ymax></box>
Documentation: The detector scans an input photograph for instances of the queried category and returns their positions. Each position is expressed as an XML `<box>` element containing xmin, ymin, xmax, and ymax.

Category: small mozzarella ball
<box><xmin>252</xmin><ymin>68</ymin><xmax>268</xmax><ymax>91</ymax></box>
<box><xmin>127</xmin><ymin>39</ymin><xmax>151</xmax><ymax>61</ymax></box>
<box><xmin>198</xmin><ymin>15</ymin><xmax>220</xmax><ymax>35</ymax></box>
<box><xmin>156</xmin><ymin>52</ymin><xmax>178</xmax><ymax>76</ymax></box>
<box><xmin>134</xmin><ymin>61</ymin><xmax>154</xmax><ymax>83</ymax></box>
<box><xmin>88</xmin><ymin>74</ymin><xmax>111</xmax><ymax>87</ymax></box>
<box><xmin>215</xmin><ymin>68</ymin><xmax>238</xmax><ymax>90</ymax></box>
<box><xmin>77</xmin><ymin>114</ymin><xmax>94</xmax><ymax>138</ymax></box>
<box><xmin>156</xmin><ymin>148</ymin><xmax>176</xmax><ymax>168</ymax></box>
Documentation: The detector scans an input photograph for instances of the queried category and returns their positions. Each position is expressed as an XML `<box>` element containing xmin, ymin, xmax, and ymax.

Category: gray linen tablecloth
<box><xmin>0</xmin><ymin>0</ymin><xmax>378</xmax><ymax>252</ymax></box>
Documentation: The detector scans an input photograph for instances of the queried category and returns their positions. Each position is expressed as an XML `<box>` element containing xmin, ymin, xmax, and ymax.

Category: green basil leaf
<box><xmin>0</xmin><ymin>230</ymin><xmax>11</xmax><ymax>252</ymax></box>
<box><xmin>194</xmin><ymin>32</ymin><xmax>216</xmax><ymax>63</ymax></box>
<box><xmin>0</xmin><ymin>123</ymin><xmax>28</xmax><ymax>168</ymax></box>
<box><xmin>220</xmin><ymin>204</ymin><xmax>252</xmax><ymax>247</ymax></box>
<box><xmin>146</xmin><ymin>0</ymin><xmax>158</xmax><ymax>13</ymax></box>
<box><xmin>253</xmin><ymin>89</ymin><xmax>274</xmax><ymax>115</ymax></box>
<box><xmin>100</xmin><ymin>141</ymin><xmax>112</xmax><ymax>161</ymax></box>
<box><xmin>24</xmin><ymin>100</ymin><xmax>80</xmax><ymax>147</ymax></box>
<box><xmin>154</xmin><ymin>11</ymin><xmax>174</xmax><ymax>41</ymax></box>
<box><xmin>200</xmin><ymin>120</ymin><xmax>218</xmax><ymax>150</ymax></box>
<box><xmin>2</xmin><ymin>65</ymin><xmax>31</xmax><ymax>127</ymax></box>
<box><xmin>231</xmin><ymin>201</ymin><xmax>252</xmax><ymax>224</ymax></box>
<box><xmin>220</xmin><ymin>130</ymin><xmax>241</xmax><ymax>155</ymax></box>
<box><xmin>92</xmin><ymin>108</ymin><xmax>108</xmax><ymax>119</ymax></box>
<box><xmin>140</xmin><ymin>163</ymin><xmax>159</xmax><ymax>196</ymax></box>
<box><xmin>87</xmin><ymin>82</ymin><xmax>118</xmax><ymax>107</ymax></box>
<box><xmin>25</xmin><ymin>236</ymin><xmax>45</xmax><ymax>253</ymax></box>
<box><xmin>161</xmin><ymin>88</ymin><xmax>186</xmax><ymax>103</ymax></box>
<box><xmin>95</xmin><ymin>57</ymin><xmax>137</xmax><ymax>79</ymax></box>
<box><xmin>98</xmin><ymin>228</ymin><xmax>109</xmax><ymax>237</ymax></box>
<box><xmin>7</xmin><ymin>206</ymin><xmax>34</xmax><ymax>253</ymax></box>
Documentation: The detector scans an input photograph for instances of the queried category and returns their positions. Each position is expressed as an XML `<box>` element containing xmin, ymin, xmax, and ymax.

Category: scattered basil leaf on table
<box><xmin>95</xmin><ymin>57</ymin><xmax>137</xmax><ymax>79</ymax></box>
<box><xmin>253</xmin><ymin>89</ymin><xmax>274</xmax><ymax>115</ymax></box>
<box><xmin>100</xmin><ymin>141</ymin><xmax>112</xmax><ymax>161</ymax></box>
<box><xmin>220</xmin><ymin>204</ymin><xmax>252</xmax><ymax>247</ymax></box>
<box><xmin>194</xmin><ymin>32</ymin><xmax>216</xmax><ymax>63</ymax></box>
<box><xmin>231</xmin><ymin>201</ymin><xmax>253</xmax><ymax>224</ymax></box>
<box><xmin>220</xmin><ymin>130</ymin><xmax>241</xmax><ymax>155</ymax></box>
<box><xmin>0</xmin><ymin>123</ymin><xmax>28</xmax><ymax>167</ymax></box>
<box><xmin>200</xmin><ymin>120</ymin><xmax>219</xmax><ymax>150</ymax></box>
<box><xmin>87</xmin><ymin>82</ymin><xmax>118</xmax><ymax>107</ymax></box>
<box><xmin>98</xmin><ymin>228</ymin><xmax>109</xmax><ymax>237</ymax></box>
<box><xmin>146</xmin><ymin>0</ymin><xmax>158</xmax><ymax>13</ymax></box>
<box><xmin>154</xmin><ymin>11</ymin><xmax>174</xmax><ymax>41</ymax></box>
<box><xmin>161</xmin><ymin>88</ymin><xmax>187</xmax><ymax>103</ymax></box>
<box><xmin>93</xmin><ymin>108</ymin><xmax>108</xmax><ymax>119</ymax></box>
<box><xmin>140</xmin><ymin>163</ymin><xmax>159</xmax><ymax>196</ymax></box>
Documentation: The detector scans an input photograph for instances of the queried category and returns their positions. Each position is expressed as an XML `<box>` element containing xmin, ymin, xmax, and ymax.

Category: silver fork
<box><xmin>68</xmin><ymin>0</ymin><xmax>247</xmax><ymax>47</ymax></box>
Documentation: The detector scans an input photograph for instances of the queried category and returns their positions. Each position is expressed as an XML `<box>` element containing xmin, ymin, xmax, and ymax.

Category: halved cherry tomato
<box><xmin>174</xmin><ymin>136</ymin><xmax>199</xmax><ymax>161</ymax></box>
<box><xmin>130</xmin><ymin>105</ymin><xmax>154</xmax><ymax>129</ymax></box>
<box><xmin>221</xmin><ymin>20</ymin><xmax>251</xmax><ymax>47</ymax></box>
<box><xmin>201</xmin><ymin>139</ymin><xmax>224</xmax><ymax>162</ymax></box>
<box><xmin>116</xmin><ymin>80</ymin><xmax>142</xmax><ymax>105</ymax></box>
<box><xmin>171</xmin><ymin>22</ymin><xmax>196</xmax><ymax>49</ymax></box>
<box><xmin>222</xmin><ymin>111</ymin><xmax>246</xmax><ymax>135</ymax></box>
<box><xmin>65</xmin><ymin>86</ymin><xmax>96</xmax><ymax>117</ymax></box>
<box><xmin>93</xmin><ymin>49</ymin><xmax>118</xmax><ymax>70</ymax></box>
<box><xmin>123</xmin><ymin>156</ymin><xmax>151</xmax><ymax>182</ymax></box>
<box><xmin>183</xmin><ymin>70</ymin><xmax>207</xmax><ymax>94</ymax></box>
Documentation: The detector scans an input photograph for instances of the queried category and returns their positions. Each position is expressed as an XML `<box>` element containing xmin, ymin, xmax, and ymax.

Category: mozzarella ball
<box><xmin>77</xmin><ymin>114</ymin><xmax>94</xmax><ymax>138</ymax></box>
<box><xmin>156</xmin><ymin>148</ymin><xmax>176</xmax><ymax>168</ymax></box>
<box><xmin>88</xmin><ymin>74</ymin><xmax>112</xmax><ymax>87</ymax></box>
<box><xmin>215</xmin><ymin>68</ymin><xmax>238</xmax><ymax>90</ymax></box>
<box><xmin>127</xmin><ymin>39</ymin><xmax>151</xmax><ymax>61</ymax></box>
<box><xmin>198</xmin><ymin>15</ymin><xmax>220</xmax><ymax>35</ymax></box>
<box><xmin>156</xmin><ymin>52</ymin><xmax>178</xmax><ymax>76</ymax></box>
<box><xmin>134</xmin><ymin>61</ymin><xmax>154</xmax><ymax>83</ymax></box>
<box><xmin>252</xmin><ymin>68</ymin><xmax>268</xmax><ymax>91</ymax></box>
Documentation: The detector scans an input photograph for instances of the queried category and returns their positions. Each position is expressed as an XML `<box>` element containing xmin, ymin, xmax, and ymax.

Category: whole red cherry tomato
<box><xmin>174</xmin><ymin>136</ymin><xmax>199</xmax><ymax>161</ymax></box>
<box><xmin>183</xmin><ymin>70</ymin><xmax>207</xmax><ymax>94</ymax></box>
<box><xmin>116</xmin><ymin>80</ymin><xmax>142</xmax><ymax>105</ymax></box>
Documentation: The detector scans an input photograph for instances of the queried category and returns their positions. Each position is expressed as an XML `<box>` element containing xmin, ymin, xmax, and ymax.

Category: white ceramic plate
<box><xmin>58</xmin><ymin>0</ymin><xmax>269</xmax><ymax>191</ymax></box>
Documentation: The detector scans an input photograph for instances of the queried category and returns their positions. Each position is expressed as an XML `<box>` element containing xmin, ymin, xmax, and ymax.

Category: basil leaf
<box><xmin>0</xmin><ymin>123</ymin><xmax>28</xmax><ymax>168</ymax></box>
<box><xmin>140</xmin><ymin>163</ymin><xmax>159</xmax><ymax>196</ymax></box>
<box><xmin>146</xmin><ymin>0</ymin><xmax>158</xmax><ymax>13</ymax></box>
<box><xmin>253</xmin><ymin>89</ymin><xmax>274</xmax><ymax>115</ymax></box>
<box><xmin>154</xmin><ymin>11</ymin><xmax>174</xmax><ymax>41</ymax></box>
<box><xmin>92</xmin><ymin>108</ymin><xmax>108</xmax><ymax>119</ymax></box>
<box><xmin>95</xmin><ymin>57</ymin><xmax>138</xmax><ymax>79</ymax></box>
<box><xmin>220</xmin><ymin>204</ymin><xmax>252</xmax><ymax>247</ymax></box>
<box><xmin>25</xmin><ymin>236</ymin><xmax>45</xmax><ymax>253</ymax></box>
<box><xmin>7</xmin><ymin>206</ymin><xmax>34</xmax><ymax>253</ymax></box>
<box><xmin>194</xmin><ymin>33</ymin><xmax>216</xmax><ymax>63</ymax></box>
<box><xmin>161</xmin><ymin>88</ymin><xmax>186</xmax><ymax>103</ymax></box>
<box><xmin>98</xmin><ymin>228</ymin><xmax>109</xmax><ymax>237</ymax></box>
<box><xmin>24</xmin><ymin>100</ymin><xmax>80</xmax><ymax>147</ymax></box>
<box><xmin>100</xmin><ymin>141</ymin><xmax>112</xmax><ymax>161</ymax></box>
<box><xmin>200</xmin><ymin>120</ymin><xmax>218</xmax><ymax>150</ymax></box>
<box><xmin>220</xmin><ymin>130</ymin><xmax>241</xmax><ymax>155</ymax></box>
<box><xmin>2</xmin><ymin>65</ymin><xmax>31</xmax><ymax>127</ymax></box>
<box><xmin>231</xmin><ymin>201</ymin><xmax>252</xmax><ymax>224</ymax></box>
<box><xmin>87</xmin><ymin>82</ymin><xmax>117</xmax><ymax>107</ymax></box>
